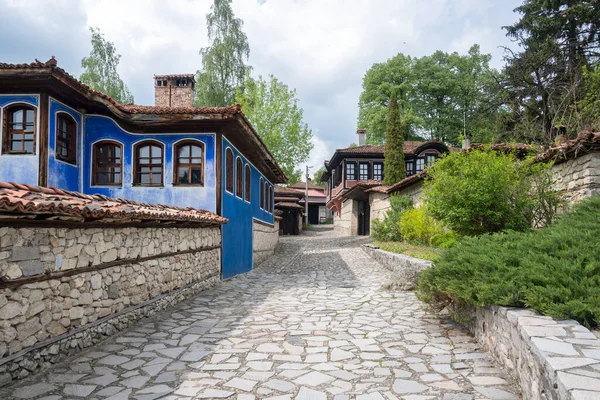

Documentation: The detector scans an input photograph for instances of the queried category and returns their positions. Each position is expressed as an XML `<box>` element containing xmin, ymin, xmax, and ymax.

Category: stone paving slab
<box><xmin>0</xmin><ymin>232</ymin><xmax>521</xmax><ymax>399</ymax></box>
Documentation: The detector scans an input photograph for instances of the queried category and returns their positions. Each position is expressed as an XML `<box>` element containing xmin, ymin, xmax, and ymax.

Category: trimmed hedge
<box><xmin>417</xmin><ymin>194</ymin><xmax>600</xmax><ymax>328</ymax></box>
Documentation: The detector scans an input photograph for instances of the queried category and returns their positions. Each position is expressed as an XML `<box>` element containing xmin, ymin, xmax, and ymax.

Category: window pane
<box><xmin>113</xmin><ymin>170</ymin><xmax>121</xmax><ymax>184</ymax></box>
<box><xmin>191</xmin><ymin>168</ymin><xmax>202</xmax><ymax>184</ymax></box>
<box><xmin>179</xmin><ymin>145</ymin><xmax>190</xmax><ymax>159</ymax></box>
<box><xmin>11</xmin><ymin>141</ymin><xmax>22</xmax><ymax>151</ymax></box>
<box><xmin>114</xmin><ymin>146</ymin><xmax>121</xmax><ymax>158</ymax></box>
<box><xmin>25</xmin><ymin>109</ymin><xmax>34</xmax><ymax>123</ymax></box>
<box><xmin>178</xmin><ymin>168</ymin><xmax>188</xmax><ymax>184</ymax></box>
<box><xmin>191</xmin><ymin>145</ymin><xmax>201</xmax><ymax>158</ymax></box>
<box><xmin>151</xmin><ymin>146</ymin><xmax>161</xmax><ymax>157</ymax></box>
<box><xmin>152</xmin><ymin>173</ymin><xmax>162</xmax><ymax>183</ymax></box>
<box><xmin>140</xmin><ymin>146</ymin><xmax>150</xmax><ymax>158</ymax></box>
<box><xmin>12</xmin><ymin>110</ymin><xmax>23</xmax><ymax>124</ymax></box>
<box><xmin>151</xmin><ymin>157</ymin><xmax>162</xmax><ymax>164</ymax></box>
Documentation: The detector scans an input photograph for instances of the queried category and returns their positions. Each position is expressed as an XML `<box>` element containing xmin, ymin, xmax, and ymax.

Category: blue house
<box><xmin>0</xmin><ymin>57</ymin><xmax>287</xmax><ymax>279</ymax></box>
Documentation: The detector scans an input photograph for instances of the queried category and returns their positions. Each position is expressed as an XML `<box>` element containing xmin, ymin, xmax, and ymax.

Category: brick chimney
<box><xmin>357</xmin><ymin>129</ymin><xmax>366</xmax><ymax>146</ymax></box>
<box><xmin>154</xmin><ymin>74</ymin><xmax>195</xmax><ymax>108</ymax></box>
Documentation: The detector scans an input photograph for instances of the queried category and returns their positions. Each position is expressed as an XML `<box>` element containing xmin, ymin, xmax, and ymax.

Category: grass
<box><xmin>373</xmin><ymin>241</ymin><xmax>442</xmax><ymax>261</ymax></box>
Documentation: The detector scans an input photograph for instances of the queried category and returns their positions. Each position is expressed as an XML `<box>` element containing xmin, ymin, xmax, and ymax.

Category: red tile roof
<box><xmin>0</xmin><ymin>182</ymin><xmax>227</xmax><ymax>226</ymax></box>
<box><xmin>535</xmin><ymin>131</ymin><xmax>600</xmax><ymax>164</ymax></box>
<box><xmin>365</xmin><ymin>186</ymin><xmax>391</xmax><ymax>194</ymax></box>
<box><xmin>386</xmin><ymin>171</ymin><xmax>427</xmax><ymax>194</ymax></box>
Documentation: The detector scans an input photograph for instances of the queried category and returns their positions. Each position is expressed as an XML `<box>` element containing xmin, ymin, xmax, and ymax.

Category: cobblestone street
<box><xmin>1</xmin><ymin>229</ymin><xmax>520</xmax><ymax>400</ymax></box>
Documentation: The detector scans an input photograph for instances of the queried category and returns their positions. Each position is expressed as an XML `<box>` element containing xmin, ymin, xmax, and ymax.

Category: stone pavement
<box><xmin>1</xmin><ymin>230</ymin><xmax>521</xmax><ymax>399</ymax></box>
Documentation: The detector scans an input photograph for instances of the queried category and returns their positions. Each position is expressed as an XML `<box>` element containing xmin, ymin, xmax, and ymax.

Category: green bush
<box><xmin>423</xmin><ymin>148</ymin><xmax>563</xmax><ymax>235</ymax></box>
<box><xmin>430</xmin><ymin>231</ymin><xmax>458</xmax><ymax>248</ymax></box>
<box><xmin>371</xmin><ymin>195</ymin><xmax>413</xmax><ymax>242</ymax></box>
<box><xmin>417</xmin><ymin>194</ymin><xmax>600</xmax><ymax>328</ymax></box>
<box><xmin>398</xmin><ymin>207</ymin><xmax>445</xmax><ymax>246</ymax></box>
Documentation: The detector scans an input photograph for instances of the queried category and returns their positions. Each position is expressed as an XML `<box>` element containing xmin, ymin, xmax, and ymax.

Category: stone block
<box><xmin>69</xmin><ymin>307</ymin><xmax>84</xmax><ymax>320</ymax></box>
<box><xmin>11</xmin><ymin>247</ymin><xmax>40</xmax><ymax>262</ymax></box>
<box><xmin>16</xmin><ymin>317</ymin><xmax>42</xmax><ymax>341</ymax></box>
<box><xmin>1</xmin><ymin>302</ymin><xmax>23</xmax><ymax>320</ymax></box>
<box><xmin>5</xmin><ymin>264</ymin><xmax>22</xmax><ymax>279</ymax></box>
<box><xmin>19</xmin><ymin>260</ymin><xmax>44</xmax><ymax>277</ymax></box>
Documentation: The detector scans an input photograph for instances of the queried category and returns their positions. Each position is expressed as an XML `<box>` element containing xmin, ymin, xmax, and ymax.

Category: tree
<box><xmin>80</xmin><ymin>27</ymin><xmax>134</xmax><ymax>104</ymax></box>
<box><xmin>500</xmin><ymin>0</ymin><xmax>600</xmax><ymax>145</ymax></box>
<box><xmin>358</xmin><ymin>54</ymin><xmax>415</xmax><ymax>144</ymax></box>
<box><xmin>196</xmin><ymin>0</ymin><xmax>251</xmax><ymax>107</ymax></box>
<box><xmin>235</xmin><ymin>74</ymin><xmax>313</xmax><ymax>184</ymax></box>
<box><xmin>383</xmin><ymin>92</ymin><xmax>407</xmax><ymax>185</ymax></box>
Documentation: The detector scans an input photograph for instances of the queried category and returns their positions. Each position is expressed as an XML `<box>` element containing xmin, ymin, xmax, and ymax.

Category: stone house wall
<box><xmin>252</xmin><ymin>219</ymin><xmax>280</xmax><ymax>266</ymax></box>
<box><xmin>370</xmin><ymin>192</ymin><xmax>391</xmax><ymax>223</ymax></box>
<box><xmin>551</xmin><ymin>152</ymin><xmax>600</xmax><ymax>204</ymax></box>
<box><xmin>334</xmin><ymin>198</ymin><xmax>356</xmax><ymax>236</ymax></box>
<box><xmin>0</xmin><ymin>224</ymin><xmax>221</xmax><ymax>384</ymax></box>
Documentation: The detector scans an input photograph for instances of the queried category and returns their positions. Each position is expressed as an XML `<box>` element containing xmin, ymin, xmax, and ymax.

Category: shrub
<box><xmin>423</xmin><ymin>148</ymin><xmax>563</xmax><ymax>235</ymax></box>
<box><xmin>398</xmin><ymin>207</ymin><xmax>445</xmax><ymax>246</ymax></box>
<box><xmin>417</xmin><ymin>194</ymin><xmax>600</xmax><ymax>328</ymax></box>
<box><xmin>430</xmin><ymin>231</ymin><xmax>458</xmax><ymax>248</ymax></box>
<box><xmin>371</xmin><ymin>195</ymin><xmax>413</xmax><ymax>241</ymax></box>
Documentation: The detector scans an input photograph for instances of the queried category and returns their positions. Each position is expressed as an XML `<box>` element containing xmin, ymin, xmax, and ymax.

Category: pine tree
<box><xmin>383</xmin><ymin>91</ymin><xmax>406</xmax><ymax>185</ymax></box>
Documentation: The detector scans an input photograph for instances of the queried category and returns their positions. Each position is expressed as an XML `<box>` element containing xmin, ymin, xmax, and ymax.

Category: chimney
<box><xmin>154</xmin><ymin>74</ymin><xmax>195</xmax><ymax>108</ymax></box>
<box><xmin>357</xmin><ymin>129</ymin><xmax>366</xmax><ymax>146</ymax></box>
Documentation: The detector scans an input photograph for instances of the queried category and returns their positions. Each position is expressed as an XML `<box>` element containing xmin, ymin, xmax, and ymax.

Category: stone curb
<box><xmin>361</xmin><ymin>244</ymin><xmax>432</xmax><ymax>290</ymax></box>
<box><xmin>468</xmin><ymin>306</ymin><xmax>600</xmax><ymax>399</ymax></box>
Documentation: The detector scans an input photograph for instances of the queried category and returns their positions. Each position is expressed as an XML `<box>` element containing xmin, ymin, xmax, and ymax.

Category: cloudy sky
<box><xmin>0</xmin><ymin>0</ymin><xmax>522</xmax><ymax>179</ymax></box>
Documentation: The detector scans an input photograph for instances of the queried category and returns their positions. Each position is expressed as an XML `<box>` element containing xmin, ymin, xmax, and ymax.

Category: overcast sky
<box><xmin>0</xmin><ymin>0</ymin><xmax>522</xmax><ymax>179</ymax></box>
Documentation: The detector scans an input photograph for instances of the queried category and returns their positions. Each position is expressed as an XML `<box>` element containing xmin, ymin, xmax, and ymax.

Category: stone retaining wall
<box><xmin>0</xmin><ymin>225</ymin><xmax>221</xmax><ymax>385</ymax></box>
<box><xmin>253</xmin><ymin>219</ymin><xmax>279</xmax><ymax>266</ymax></box>
<box><xmin>468</xmin><ymin>306</ymin><xmax>600</xmax><ymax>400</ymax></box>
<box><xmin>361</xmin><ymin>244</ymin><xmax>432</xmax><ymax>290</ymax></box>
<box><xmin>552</xmin><ymin>152</ymin><xmax>600</xmax><ymax>204</ymax></box>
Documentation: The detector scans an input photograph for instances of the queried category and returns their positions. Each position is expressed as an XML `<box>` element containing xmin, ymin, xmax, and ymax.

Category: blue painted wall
<box><xmin>221</xmin><ymin>137</ymin><xmax>274</xmax><ymax>279</ymax></box>
<box><xmin>0</xmin><ymin>95</ymin><xmax>40</xmax><ymax>185</ymax></box>
<box><xmin>82</xmin><ymin>115</ymin><xmax>217</xmax><ymax>213</ymax></box>
<box><xmin>47</xmin><ymin>98</ymin><xmax>82</xmax><ymax>191</ymax></box>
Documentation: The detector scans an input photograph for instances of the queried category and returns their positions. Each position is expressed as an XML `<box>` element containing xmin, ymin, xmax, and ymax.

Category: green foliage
<box><xmin>80</xmin><ymin>27</ymin><xmax>134</xmax><ymax>104</ymax></box>
<box><xmin>398</xmin><ymin>207</ymin><xmax>445</xmax><ymax>246</ymax></box>
<box><xmin>371</xmin><ymin>195</ymin><xmax>413</xmax><ymax>242</ymax></box>
<box><xmin>501</xmin><ymin>0</ymin><xmax>600</xmax><ymax>144</ymax></box>
<box><xmin>424</xmin><ymin>148</ymin><xmax>563</xmax><ymax>235</ymax></box>
<box><xmin>417</xmin><ymin>195</ymin><xmax>600</xmax><ymax>328</ymax></box>
<box><xmin>235</xmin><ymin>74</ymin><xmax>313</xmax><ymax>183</ymax></box>
<box><xmin>196</xmin><ymin>0</ymin><xmax>251</xmax><ymax>106</ymax></box>
<box><xmin>383</xmin><ymin>92</ymin><xmax>407</xmax><ymax>185</ymax></box>
<box><xmin>430</xmin><ymin>231</ymin><xmax>458</xmax><ymax>249</ymax></box>
<box><xmin>575</xmin><ymin>65</ymin><xmax>600</xmax><ymax>132</ymax></box>
<box><xmin>357</xmin><ymin>46</ymin><xmax>500</xmax><ymax>145</ymax></box>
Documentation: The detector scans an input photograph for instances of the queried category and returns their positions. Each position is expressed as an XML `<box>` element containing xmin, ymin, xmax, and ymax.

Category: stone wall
<box><xmin>334</xmin><ymin>198</ymin><xmax>356</xmax><ymax>236</ymax></box>
<box><xmin>394</xmin><ymin>180</ymin><xmax>424</xmax><ymax>205</ymax></box>
<box><xmin>362</xmin><ymin>244</ymin><xmax>432</xmax><ymax>290</ymax></box>
<box><xmin>370</xmin><ymin>192</ymin><xmax>391</xmax><ymax>223</ymax></box>
<box><xmin>467</xmin><ymin>306</ymin><xmax>600</xmax><ymax>400</ymax></box>
<box><xmin>0</xmin><ymin>225</ymin><xmax>221</xmax><ymax>384</ymax></box>
<box><xmin>551</xmin><ymin>152</ymin><xmax>600</xmax><ymax>204</ymax></box>
<box><xmin>253</xmin><ymin>219</ymin><xmax>279</xmax><ymax>266</ymax></box>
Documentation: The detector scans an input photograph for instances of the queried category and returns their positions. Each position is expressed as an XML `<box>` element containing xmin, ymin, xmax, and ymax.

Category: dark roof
<box><xmin>0</xmin><ymin>182</ymin><xmax>227</xmax><ymax>226</ymax></box>
<box><xmin>274</xmin><ymin>186</ymin><xmax>304</xmax><ymax>198</ymax></box>
<box><xmin>154</xmin><ymin>74</ymin><xmax>195</xmax><ymax>80</ymax></box>
<box><xmin>275</xmin><ymin>202</ymin><xmax>304</xmax><ymax>210</ymax></box>
<box><xmin>386</xmin><ymin>171</ymin><xmax>427</xmax><ymax>194</ymax></box>
<box><xmin>365</xmin><ymin>186</ymin><xmax>390</xmax><ymax>194</ymax></box>
<box><xmin>0</xmin><ymin>58</ymin><xmax>286</xmax><ymax>183</ymax></box>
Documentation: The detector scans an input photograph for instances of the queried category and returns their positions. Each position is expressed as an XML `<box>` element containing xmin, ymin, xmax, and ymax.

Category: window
<box><xmin>245</xmin><ymin>165</ymin><xmax>251</xmax><ymax>201</ymax></box>
<box><xmin>259</xmin><ymin>178</ymin><xmax>264</xmax><ymax>209</ymax></box>
<box><xmin>236</xmin><ymin>157</ymin><xmax>243</xmax><ymax>198</ymax></box>
<box><xmin>406</xmin><ymin>161</ymin><xmax>414</xmax><ymax>176</ymax></box>
<box><xmin>265</xmin><ymin>184</ymin><xmax>270</xmax><ymax>213</ymax></box>
<box><xmin>359</xmin><ymin>162</ymin><xmax>370</xmax><ymax>180</ymax></box>
<box><xmin>55</xmin><ymin>113</ymin><xmax>76</xmax><ymax>164</ymax></box>
<box><xmin>426</xmin><ymin>154</ymin><xmax>437</xmax><ymax>166</ymax></box>
<box><xmin>3</xmin><ymin>105</ymin><xmax>36</xmax><ymax>154</ymax></box>
<box><xmin>93</xmin><ymin>141</ymin><xmax>122</xmax><ymax>186</ymax></box>
<box><xmin>416</xmin><ymin>158</ymin><xmax>425</xmax><ymax>172</ymax></box>
<box><xmin>175</xmin><ymin>141</ymin><xmax>203</xmax><ymax>185</ymax></box>
<box><xmin>345</xmin><ymin>162</ymin><xmax>356</xmax><ymax>180</ymax></box>
<box><xmin>373</xmin><ymin>162</ymin><xmax>383</xmax><ymax>181</ymax></box>
<box><xmin>270</xmin><ymin>186</ymin><xmax>274</xmax><ymax>213</ymax></box>
<box><xmin>134</xmin><ymin>141</ymin><xmax>163</xmax><ymax>186</ymax></box>
<box><xmin>225</xmin><ymin>148</ymin><xmax>234</xmax><ymax>193</ymax></box>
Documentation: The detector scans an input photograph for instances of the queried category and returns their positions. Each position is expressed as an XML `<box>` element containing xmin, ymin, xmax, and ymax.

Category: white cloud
<box><xmin>0</xmin><ymin>0</ymin><xmax>522</xmax><ymax>173</ymax></box>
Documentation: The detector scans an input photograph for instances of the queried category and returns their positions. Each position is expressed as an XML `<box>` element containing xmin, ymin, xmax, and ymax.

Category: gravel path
<box><xmin>1</xmin><ymin>229</ymin><xmax>520</xmax><ymax>399</ymax></box>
